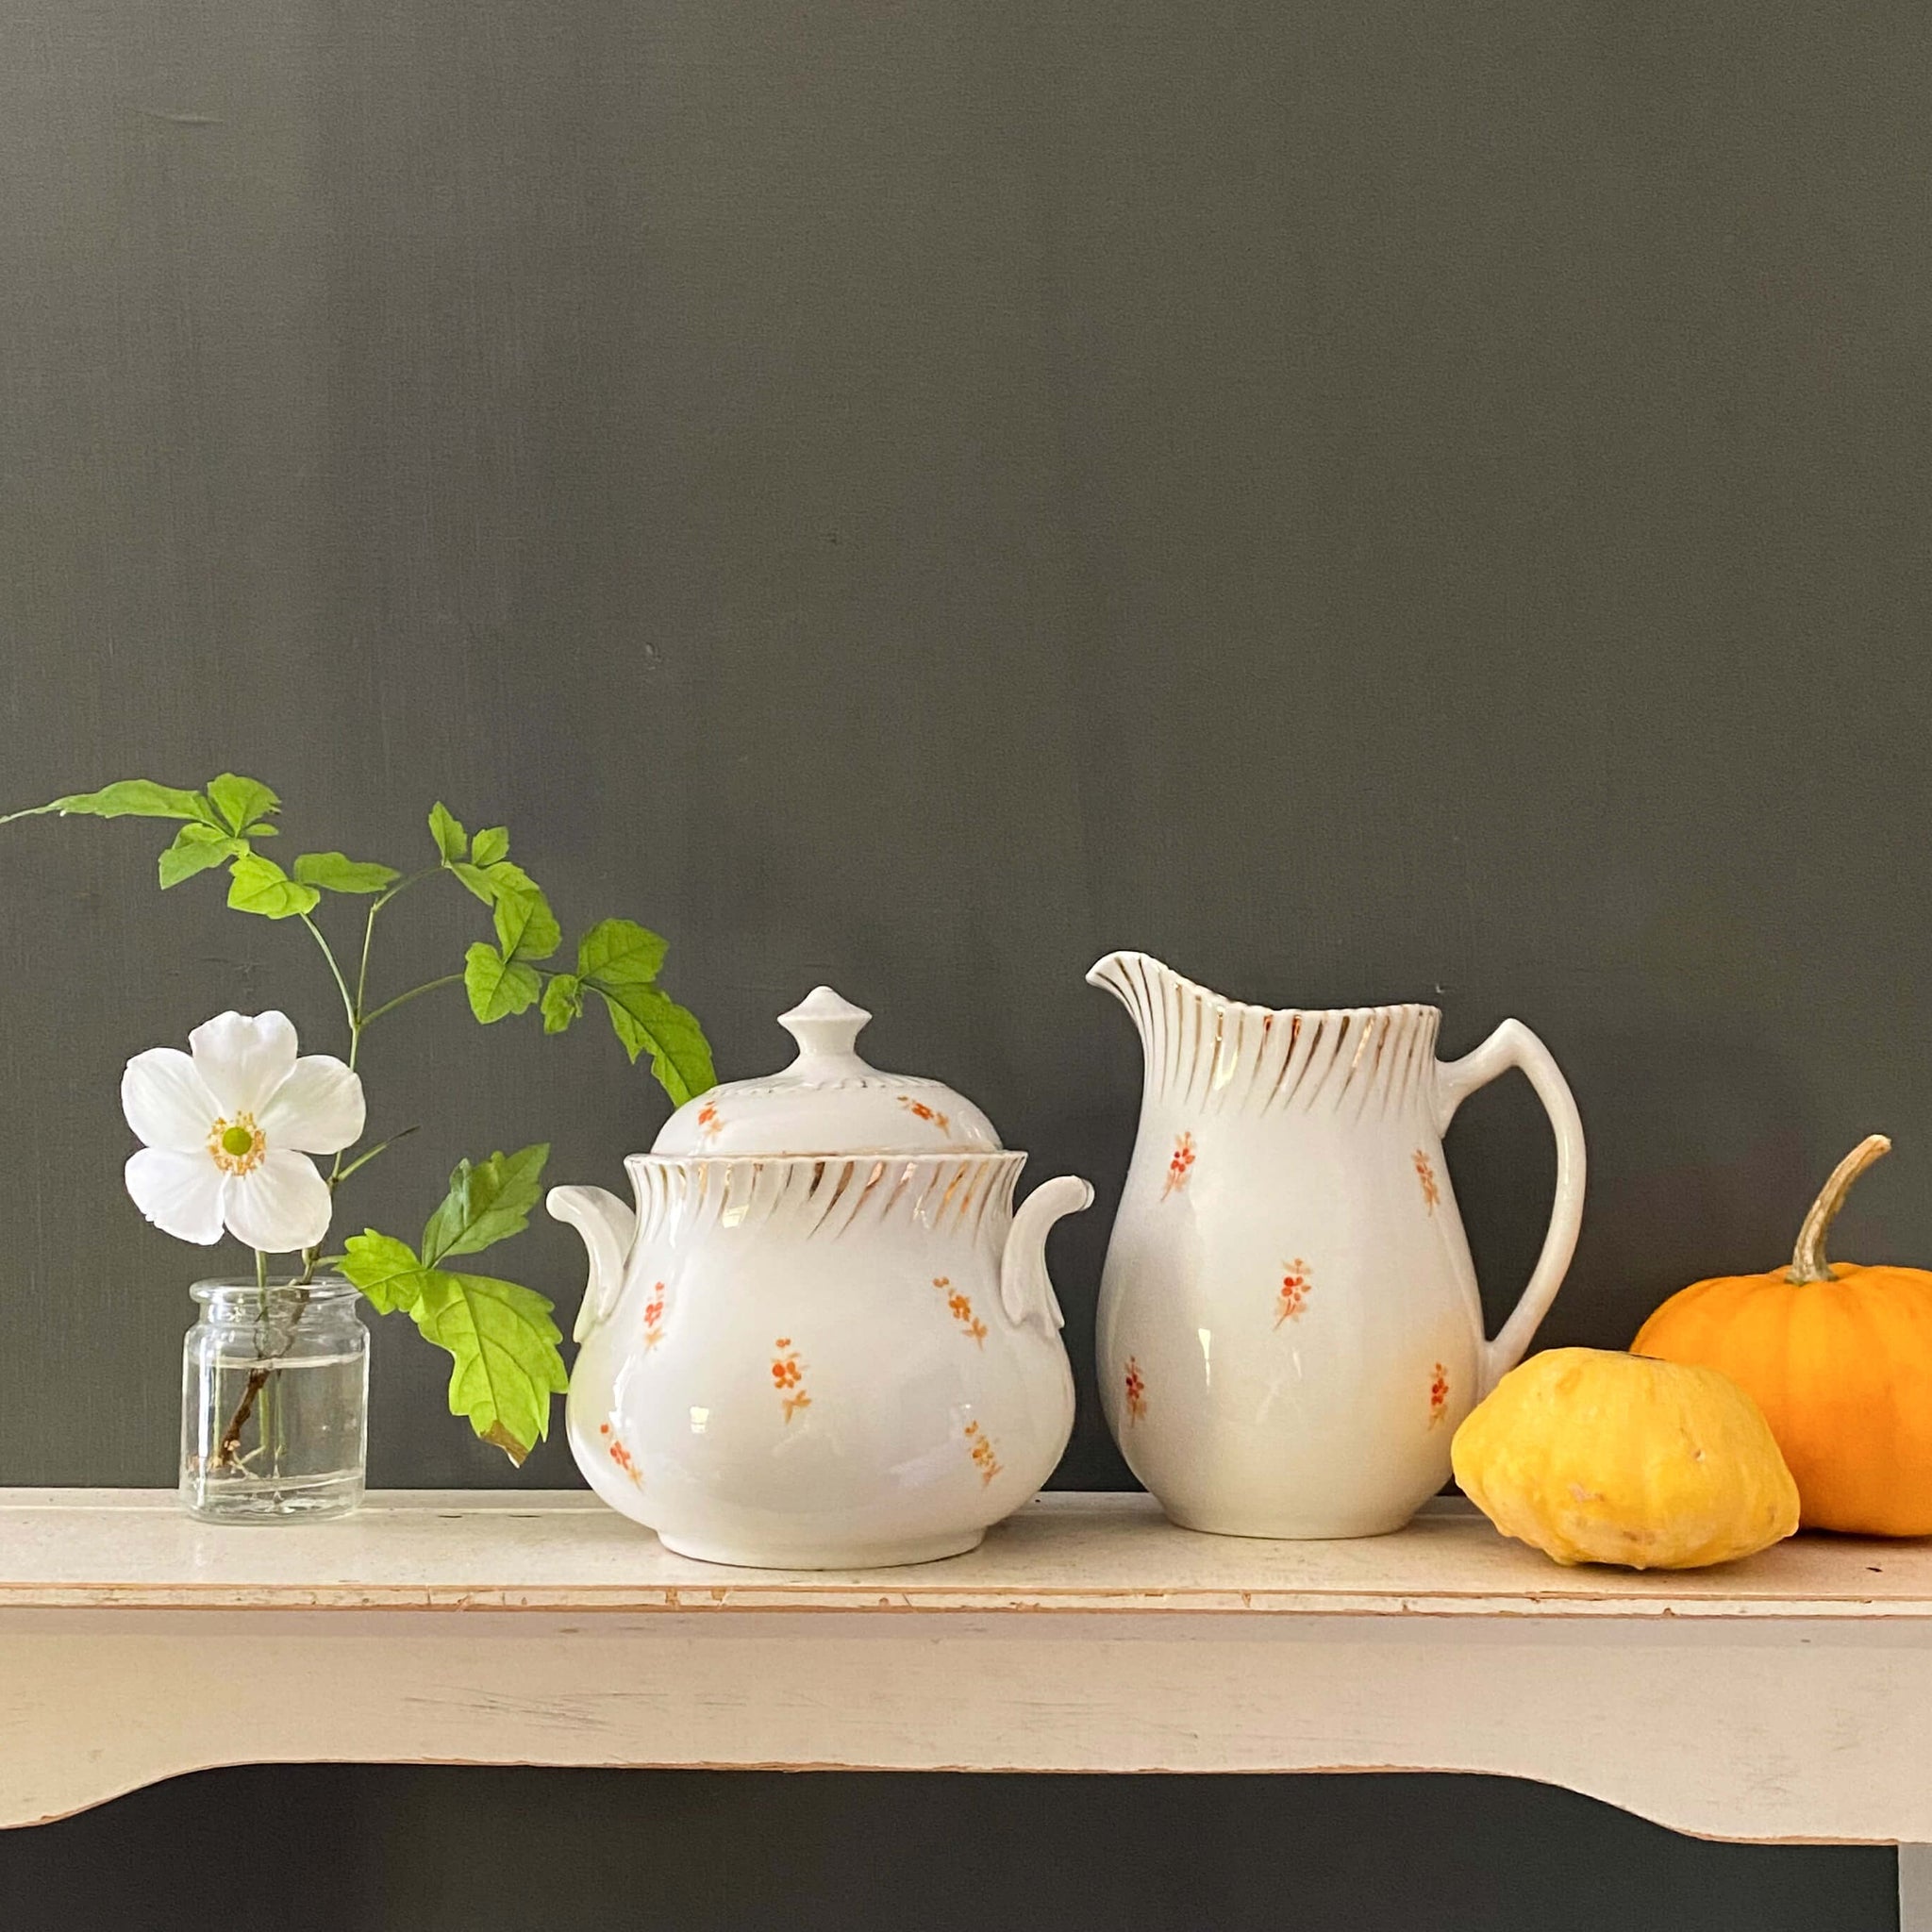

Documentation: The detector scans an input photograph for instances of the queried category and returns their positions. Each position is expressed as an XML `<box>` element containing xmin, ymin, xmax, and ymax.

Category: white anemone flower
<box><xmin>122</xmin><ymin>1011</ymin><xmax>364</xmax><ymax>1252</ymax></box>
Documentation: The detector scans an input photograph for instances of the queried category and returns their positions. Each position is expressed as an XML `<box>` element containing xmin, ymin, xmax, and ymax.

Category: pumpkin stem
<box><xmin>1787</xmin><ymin>1134</ymin><xmax>1891</xmax><ymax>1283</ymax></box>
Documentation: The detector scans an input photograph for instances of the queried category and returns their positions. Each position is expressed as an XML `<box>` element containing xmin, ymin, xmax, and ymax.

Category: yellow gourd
<box><xmin>1452</xmin><ymin>1347</ymin><xmax>1799</xmax><ymax>1569</ymax></box>
<box><xmin>1634</xmin><ymin>1135</ymin><xmax>1932</xmax><ymax>1536</ymax></box>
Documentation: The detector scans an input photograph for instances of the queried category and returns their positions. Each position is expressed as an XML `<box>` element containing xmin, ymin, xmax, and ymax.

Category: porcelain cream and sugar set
<box><xmin>550</xmin><ymin>954</ymin><xmax>1587</xmax><ymax>1568</ymax></box>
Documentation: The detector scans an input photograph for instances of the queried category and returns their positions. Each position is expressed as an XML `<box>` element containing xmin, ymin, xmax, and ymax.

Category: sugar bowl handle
<box><xmin>999</xmin><ymin>1174</ymin><xmax>1093</xmax><ymax>1335</ymax></box>
<box><xmin>547</xmin><ymin>1184</ymin><xmax>638</xmax><ymax>1343</ymax></box>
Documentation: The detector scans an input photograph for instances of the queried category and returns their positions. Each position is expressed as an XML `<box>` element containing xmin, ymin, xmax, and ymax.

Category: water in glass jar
<box><xmin>180</xmin><ymin>1282</ymin><xmax>369</xmax><ymax>1523</ymax></box>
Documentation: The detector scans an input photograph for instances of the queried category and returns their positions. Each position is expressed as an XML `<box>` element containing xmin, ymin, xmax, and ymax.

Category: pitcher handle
<box><xmin>1434</xmin><ymin>1019</ymin><xmax>1587</xmax><ymax>1396</ymax></box>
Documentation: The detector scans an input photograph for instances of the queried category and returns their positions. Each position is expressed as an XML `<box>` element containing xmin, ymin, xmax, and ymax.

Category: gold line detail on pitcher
<box><xmin>963</xmin><ymin>1420</ymin><xmax>1003</xmax><ymax>1486</ymax></box>
<box><xmin>935</xmin><ymin>1276</ymin><xmax>987</xmax><ymax>1346</ymax></box>
<box><xmin>772</xmin><ymin>1339</ymin><xmax>812</xmax><ymax>1422</ymax></box>
<box><xmin>1162</xmin><ymin>1132</ymin><xmax>1196</xmax><ymax>1197</ymax></box>
<box><xmin>1275</xmin><ymin>1259</ymin><xmax>1313</xmax><ymax>1328</ymax></box>
<box><xmin>1087</xmin><ymin>954</ymin><xmax>1446</xmax><ymax>1117</ymax></box>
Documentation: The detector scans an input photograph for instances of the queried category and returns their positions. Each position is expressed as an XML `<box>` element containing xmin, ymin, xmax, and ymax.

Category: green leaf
<box><xmin>428</xmin><ymin>802</ymin><xmax>468</xmax><ymax>863</ymax></box>
<box><xmin>576</xmin><ymin>919</ymin><xmax>709</xmax><ymax>1099</ymax></box>
<box><xmin>1</xmin><ymin>779</ymin><xmax>215</xmax><ymax>826</ymax></box>
<box><xmin>448</xmin><ymin>860</ymin><xmax>498</xmax><ymax>905</ymax></box>
<box><xmin>541</xmin><ymin>973</ymin><xmax>583</xmax><ymax>1034</ymax></box>
<box><xmin>340</xmin><ymin>1230</ymin><xmax>433</xmax><ymax>1316</ymax></box>
<box><xmin>576</xmin><ymin>917</ymin><xmax>668</xmax><ymax>990</ymax></box>
<box><xmin>341</xmin><ymin>1230</ymin><xmax>568</xmax><ymax>1460</ymax></box>
<box><xmin>463</xmin><ymin>941</ymin><xmax>541</xmax><ymax>1023</ymax></box>
<box><xmin>449</xmin><ymin>855</ymin><xmax>530</xmax><ymax>906</ymax></box>
<box><xmin>407</xmin><ymin>1269</ymin><xmax>569</xmax><ymax>1464</ymax></box>
<box><xmin>448</xmin><ymin>854</ymin><xmax>561</xmax><ymax>958</ymax></box>
<box><xmin>446</xmin><ymin>854</ymin><xmax>559</xmax><ymax>958</ymax></box>
<box><xmin>225</xmin><ymin>853</ymin><xmax>322</xmax><ymax>920</ymax></box>
<box><xmin>471</xmin><ymin>826</ymin><xmax>509</xmax><ymax>867</ymax></box>
<box><xmin>207</xmin><ymin>774</ymin><xmax>280</xmax><ymax>836</ymax></box>
<box><xmin>421</xmin><ymin>1143</ymin><xmax>550</xmax><ymax>1266</ymax></box>
<box><xmin>492</xmin><ymin>875</ymin><xmax>560</xmax><ymax>963</ymax></box>
<box><xmin>158</xmin><ymin>823</ymin><xmax>244</xmax><ymax>889</ymax></box>
<box><xmin>294</xmin><ymin>851</ymin><xmax>402</xmax><ymax>894</ymax></box>
<box><xmin>593</xmin><ymin>982</ymin><xmax>716</xmax><ymax>1104</ymax></box>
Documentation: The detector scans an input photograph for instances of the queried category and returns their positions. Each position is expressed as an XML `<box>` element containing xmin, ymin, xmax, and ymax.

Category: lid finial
<box><xmin>778</xmin><ymin>986</ymin><xmax>873</xmax><ymax>1068</ymax></box>
<box><xmin>644</xmin><ymin>983</ymin><xmax>1002</xmax><ymax>1154</ymax></box>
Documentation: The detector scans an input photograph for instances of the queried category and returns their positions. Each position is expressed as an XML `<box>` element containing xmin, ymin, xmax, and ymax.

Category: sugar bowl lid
<box><xmin>650</xmin><ymin>986</ymin><xmax>1002</xmax><ymax>1157</ymax></box>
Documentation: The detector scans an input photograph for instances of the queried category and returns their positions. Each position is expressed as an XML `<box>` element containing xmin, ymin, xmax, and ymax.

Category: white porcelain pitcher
<box><xmin>1089</xmin><ymin>952</ymin><xmax>1586</xmax><ymax>1539</ymax></box>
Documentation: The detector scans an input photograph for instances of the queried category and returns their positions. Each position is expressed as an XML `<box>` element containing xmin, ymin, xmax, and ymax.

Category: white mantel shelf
<box><xmin>4</xmin><ymin>1488</ymin><xmax>1930</xmax><ymax>1854</ymax></box>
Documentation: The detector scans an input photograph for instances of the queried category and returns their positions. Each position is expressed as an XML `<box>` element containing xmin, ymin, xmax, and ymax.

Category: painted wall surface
<box><xmin>0</xmin><ymin>2</ymin><xmax>1920</xmax><ymax>1924</ymax></box>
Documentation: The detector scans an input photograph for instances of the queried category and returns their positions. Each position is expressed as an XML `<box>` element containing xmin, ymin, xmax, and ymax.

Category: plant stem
<box><xmin>223</xmin><ymin>868</ymin><xmax>453</xmax><ymax>1457</ymax></box>
<box><xmin>317</xmin><ymin>880</ymin><xmax>433</xmax><ymax>1185</ymax></box>
<box><xmin>300</xmin><ymin>913</ymin><xmax>357</xmax><ymax>1040</ymax></box>
<box><xmin>258</xmin><ymin>1365</ymin><xmax>276</xmax><ymax>1475</ymax></box>
<box><xmin>361</xmin><ymin>974</ymin><xmax>464</xmax><ymax>1026</ymax></box>
<box><xmin>353</xmin><ymin>905</ymin><xmax>380</xmax><ymax>1055</ymax></box>
<box><xmin>301</xmin><ymin>914</ymin><xmax>366</xmax><ymax>1208</ymax></box>
<box><xmin>215</xmin><ymin>1366</ymin><xmax>269</xmax><ymax>1468</ymax></box>
<box><xmin>351</xmin><ymin>870</ymin><xmax>437</xmax><ymax>1043</ymax></box>
<box><xmin>216</xmin><ymin>1270</ymin><xmax>310</xmax><ymax>1471</ymax></box>
<box><xmin>347</xmin><ymin>879</ymin><xmax>430</xmax><ymax>1063</ymax></box>
<box><xmin>334</xmin><ymin>1126</ymin><xmax>419</xmax><ymax>1185</ymax></box>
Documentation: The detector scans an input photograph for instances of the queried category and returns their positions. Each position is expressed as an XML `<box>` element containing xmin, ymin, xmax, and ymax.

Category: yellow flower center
<box><xmin>208</xmin><ymin>1114</ymin><xmax>266</xmax><ymax>1175</ymax></box>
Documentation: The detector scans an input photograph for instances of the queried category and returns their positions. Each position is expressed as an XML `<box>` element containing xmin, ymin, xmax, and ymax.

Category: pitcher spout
<box><xmin>1086</xmin><ymin>949</ymin><xmax>1158</xmax><ymax>1023</ymax></box>
<box><xmin>1087</xmin><ymin>950</ymin><xmax>1194</xmax><ymax>1069</ymax></box>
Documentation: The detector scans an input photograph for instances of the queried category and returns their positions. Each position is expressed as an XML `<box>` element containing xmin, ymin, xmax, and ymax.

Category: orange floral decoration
<box><xmin>1124</xmin><ymin>1357</ymin><xmax>1147</xmax><ymax>1423</ymax></box>
<box><xmin>964</xmin><ymin>1420</ymin><xmax>1003</xmax><ymax>1486</ymax></box>
<box><xmin>1413</xmin><ymin>1149</ymin><xmax>1441</xmax><ymax>1213</ymax></box>
<box><xmin>1275</xmin><ymin>1258</ymin><xmax>1312</xmax><ymax>1328</ymax></box>
<box><xmin>642</xmin><ymin>1280</ymin><xmax>667</xmax><ymax>1350</ymax></box>
<box><xmin>771</xmin><ymin>1339</ymin><xmax>811</xmax><ymax>1422</ymax></box>
<box><xmin>935</xmin><ymin>1275</ymin><xmax>988</xmax><ymax>1346</ymax></box>
<box><xmin>898</xmin><ymin>1094</ymin><xmax>952</xmax><ymax>1134</ymax></box>
<box><xmin>1162</xmin><ymin>1132</ymin><xmax>1196</xmax><ymax>1198</ymax></box>
<box><xmin>598</xmin><ymin>1422</ymin><xmax>642</xmax><ymax>1486</ymax></box>
<box><xmin>1428</xmin><ymin>1361</ymin><xmax>1449</xmax><ymax>1425</ymax></box>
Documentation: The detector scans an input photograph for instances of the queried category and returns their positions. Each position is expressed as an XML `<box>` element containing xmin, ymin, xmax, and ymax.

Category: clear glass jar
<box><xmin>179</xmin><ymin>1278</ymin><xmax>368</xmax><ymax>1523</ymax></box>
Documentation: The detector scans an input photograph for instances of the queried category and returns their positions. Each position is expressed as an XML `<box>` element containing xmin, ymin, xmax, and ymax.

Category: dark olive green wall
<box><xmin>1</xmin><ymin>1</ymin><xmax>1919</xmax><ymax>1924</ymax></box>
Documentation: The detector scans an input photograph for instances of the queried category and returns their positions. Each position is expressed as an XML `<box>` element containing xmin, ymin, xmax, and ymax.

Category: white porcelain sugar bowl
<box><xmin>548</xmin><ymin>987</ymin><xmax>1091</xmax><ymax>1568</ymax></box>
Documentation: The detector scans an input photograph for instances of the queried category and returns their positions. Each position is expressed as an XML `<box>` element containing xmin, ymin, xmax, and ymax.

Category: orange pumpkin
<box><xmin>1633</xmin><ymin>1136</ymin><xmax>1932</xmax><ymax>1536</ymax></box>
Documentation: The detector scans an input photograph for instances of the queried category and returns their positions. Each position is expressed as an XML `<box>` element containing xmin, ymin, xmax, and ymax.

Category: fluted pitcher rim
<box><xmin>1086</xmin><ymin>949</ymin><xmax>1441</xmax><ymax>1025</ymax></box>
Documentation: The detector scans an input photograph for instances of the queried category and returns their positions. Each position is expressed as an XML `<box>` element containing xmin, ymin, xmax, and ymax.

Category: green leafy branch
<box><xmin>431</xmin><ymin>802</ymin><xmax>714</xmax><ymax>1105</ymax></box>
<box><xmin>339</xmin><ymin>1146</ymin><xmax>567</xmax><ymax>1465</ymax></box>
<box><xmin>5</xmin><ymin>774</ymin><xmax>716</xmax><ymax>1461</ymax></box>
